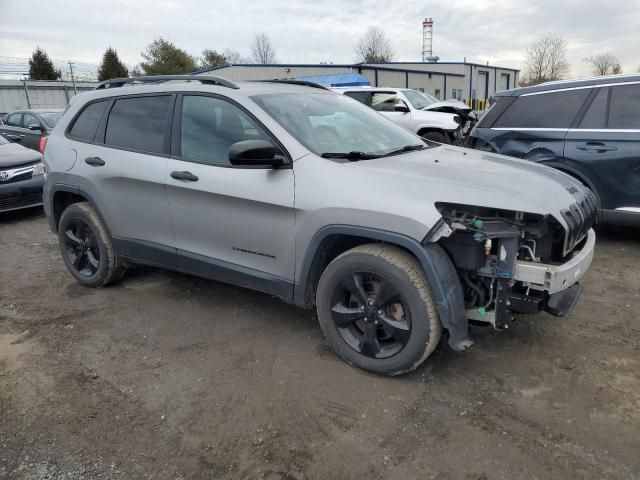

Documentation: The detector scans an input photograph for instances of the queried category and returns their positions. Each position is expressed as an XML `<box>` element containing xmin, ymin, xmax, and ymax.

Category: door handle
<box><xmin>170</xmin><ymin>170</ymin><xmax>199</xmax><ymax>182</ymax></box>
<box><xmin>85</xmin><ymin>156</ymin><xmax>106</xmax><ymax>166</ymax></box>
<box><xmin>576</xmin><ymin>142</ymin><xmax>617</xmax><ymax>153</ymax></box>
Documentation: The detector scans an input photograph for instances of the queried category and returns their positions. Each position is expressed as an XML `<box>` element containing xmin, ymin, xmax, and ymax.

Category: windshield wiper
<box><xmin>320</xmin><ymin>151</ymin><xmax>382</xmax><ymax>160</ymax></box>
<box><xmin>382</xmin><ymin>144</ymin><xmax>427</xmax><ymax>157</ymax></box>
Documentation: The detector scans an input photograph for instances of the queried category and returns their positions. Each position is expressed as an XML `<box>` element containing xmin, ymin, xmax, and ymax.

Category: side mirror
<box><xmin>394</xmin><ymin>102</ymin><xmax>410</xmax><ymax>113</ymax></box>
<box><xmin>229</xmin><ymin>140</ymin><xmax>286</xmax><ymax>167</ymax></box>
<box><xmin>28</xmin><ymin>124</ymin><xmax>42</xmax><ymax>131</ymax></box>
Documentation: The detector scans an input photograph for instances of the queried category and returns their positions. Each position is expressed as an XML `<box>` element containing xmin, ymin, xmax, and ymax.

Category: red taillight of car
<box><xmin>39</xmin><ymin>136</ymin><xmax>48</xmax><ymax>153</ymax></box>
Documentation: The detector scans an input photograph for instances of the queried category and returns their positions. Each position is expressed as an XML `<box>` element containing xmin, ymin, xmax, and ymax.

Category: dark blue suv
<box><xmin>469</xmin><ymin>74</ymin><xmax>640</xmax><ymax>225</ymax></box>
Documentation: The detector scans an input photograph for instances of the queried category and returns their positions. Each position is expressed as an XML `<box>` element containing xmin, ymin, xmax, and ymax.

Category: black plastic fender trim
<box><xmin>295</xmin><ymin>225</ymin><xmax>470</xmax><ymax>350</ymax></box>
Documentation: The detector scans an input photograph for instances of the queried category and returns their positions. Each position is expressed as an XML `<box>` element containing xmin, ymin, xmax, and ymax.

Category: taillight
<box><xmin>39</xmin><ymin>136</ymin><xmax>48</xmax><ymax>153</ymax></box>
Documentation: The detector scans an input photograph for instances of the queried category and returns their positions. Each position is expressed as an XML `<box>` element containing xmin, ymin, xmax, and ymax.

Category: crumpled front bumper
<box><xmin>514</xmin><ymin>229</ymin><xmax>596</xmax><ymax>295</ymax></box>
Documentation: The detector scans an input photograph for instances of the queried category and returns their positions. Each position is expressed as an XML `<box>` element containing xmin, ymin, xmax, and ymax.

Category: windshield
<box><xmin>252</xmin><ymin>92</ymin><xmax>426</xmax><ymax>157</ymax></box>
<box><xmin>403</xmin><ymin>90</ymin><xmax>438</xmax><ymax>109</ymax></box>
<box><xmin>38</xmin><ymin>112</ymin><xmax>63</xmax><ymax>127</ymax></box>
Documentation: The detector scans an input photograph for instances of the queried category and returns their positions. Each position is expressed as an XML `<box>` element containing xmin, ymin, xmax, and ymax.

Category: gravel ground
<box><xmin>1</xmin><ymin>208</ymin><xmax>639</xmax><ymax>480</ymax></box>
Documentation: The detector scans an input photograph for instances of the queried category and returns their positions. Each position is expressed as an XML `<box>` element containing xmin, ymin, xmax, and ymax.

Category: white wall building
<box><xmin>195</xmin><ymin>61</ymin><xmax>520</xmax><ymax>108</ymax></box>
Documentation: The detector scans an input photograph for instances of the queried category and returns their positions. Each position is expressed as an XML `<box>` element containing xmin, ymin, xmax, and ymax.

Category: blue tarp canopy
<box><xmin>295</xmin><ymin>72</ymin><xmax>370</xmax><ymax>87</ymax></box>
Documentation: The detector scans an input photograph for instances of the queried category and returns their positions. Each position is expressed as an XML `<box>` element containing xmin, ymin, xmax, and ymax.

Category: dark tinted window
<box><xmin>6</xmin><ymin>113</ymin><xmax>22</xmax><ymax>127</ymax></box>
<box><xmin>343</xmin><ymin>91</ymin><xmax>371</xmax><ymax>106</ymax></box>
<box><xmin>70</xmin><ymin>101</ymin><xmax>108</xmax><ymax>141</ymax></box>
<box><xmin>609</xmin><ymin>84</ymin><xmax>640</xmax><ymax>129</ymax></box>
<box><xmin>23</xmin><ymin>113</ymin><xmax>41</xmax><ymax>128</ymax></box>
<box><xmin>180</xmin><ymin>95</ymin><xmax>272</xmax><ymax>166</ymax></box>
<box><xmin>105</xmin><ymin>95</ymin><xmax>172</xmax><ymax>154</ymax></box>
<box><xmin>579</xmin><ymin>88</ymin><xmax>608</xmax><ymax>129</ymax></box>
<box><xmin>494</xmin><ymin>89</ymin><xmax>590</xmax><ymax>128</ymax></box>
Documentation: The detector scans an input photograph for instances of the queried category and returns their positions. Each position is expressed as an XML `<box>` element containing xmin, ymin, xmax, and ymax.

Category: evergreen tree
<box><xmin>139</xmin><ymin>38</ymin><xmax>197</xmax><ymax>75</ymax></box>
<box><xmin>29</xmin><ymin>47</ymin><xmax>61</xmax><ymax>80</ymax></box>
<box><xmin>97</xmin><ymin>47</ymin><xmax>129</xmax><ymax>81</ymax></box>
<box><xmin>200</xmin><ymin>49</ymin><xmax>227</xmax><ymax>69</ymax></box>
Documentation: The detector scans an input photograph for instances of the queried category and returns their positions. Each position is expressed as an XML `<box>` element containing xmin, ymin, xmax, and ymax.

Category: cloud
<box><xmin>0</xmin><ymin>0</ymin><xmax>638</xmax><ymax>77</ymax></box>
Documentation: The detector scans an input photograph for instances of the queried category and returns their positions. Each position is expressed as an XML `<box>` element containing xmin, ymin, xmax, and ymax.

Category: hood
<box><xmin>0</xmin><ymin>142</ymin><xmax>42</xmax><ymax>168</ymax></box>
<box><xmin>346</xmin><ymin>144</ymin><xmax>584</xmax><ymax>218</ymax></box>
<box><xmin>424</xmin><ymin>99</ymin><xmax>471</xmax><ymax>112</ymax></box>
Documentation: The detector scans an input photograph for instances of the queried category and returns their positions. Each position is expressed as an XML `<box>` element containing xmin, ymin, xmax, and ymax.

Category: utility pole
<box><xmin>68</xmin><ymin>61</ymin><xmax>77</xmax><ymax>94</ymax></box>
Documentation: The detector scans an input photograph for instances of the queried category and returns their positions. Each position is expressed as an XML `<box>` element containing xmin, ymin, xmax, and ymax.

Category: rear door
<box><xmin>76</xmin><ymin>94</ymin><xmax>176</xmax><ymax>264</ymax></box>
<box><xmin>565</xmin><ymin>83</ymin><xmax>640</xmax><ymax>212</ymax></box>
<box><xmin>164</xmin><ymin>93</ymin><xmax>295</xmax><ymax>294</ymax></box>
<box><xmin>0</xmin><ymin>113</ymin><xmax>25</xmax><ymax>145</ymax></box>
<box><xmin>490</xmin><ymin>88</ymin><xmax>591</xmax><ymax>164</ymax></box>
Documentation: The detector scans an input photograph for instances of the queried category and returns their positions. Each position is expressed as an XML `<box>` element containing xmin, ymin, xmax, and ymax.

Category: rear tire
<box><xmin>58</xmin><ymin>202</ymin><xmax>125</xmax><ymax>288</ymax></box>
<box><xmin>421</xmin><ymin>131</ymin><xmax>450</xmax><ymax>144</ymax></box>
<box><xmin>316</xmin><ymin>244</ymin><xmax>442</xmax><ymax>376</ymax></box>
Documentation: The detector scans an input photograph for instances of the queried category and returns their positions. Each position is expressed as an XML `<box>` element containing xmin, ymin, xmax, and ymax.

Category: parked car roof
<box><xmin>497</xmin><ymin>73</ymin><xmax>640</xmax><ymax>97</ymax></box>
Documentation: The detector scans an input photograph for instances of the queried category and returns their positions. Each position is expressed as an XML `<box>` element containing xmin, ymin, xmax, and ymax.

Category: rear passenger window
<box><xmin>494</xmin><ymin>89</ymin><xmax>590</xmax><ymax>128</ymax></box>
<box><xmin>105</xmin><ymin>96</ymin><xmax>172</xmax><ymax>154</ymax></box>
<box><xmin>579</xmin><ymin>88</ymin><xmax>608</xmax><ymax>129</ymax></box>
<box><xmin>608</xmin><ymin>84</ymin><xmax>640</xmax><ymax>129</ymax></box>
<box><xmin>179</xmin><ymin>95</ymin><xmax>272</xmax><ymax>166</ymax></box>
<box><xmin>69</xmin><ymin>101</ymin><xmax>108</xmax><ymax>141</ymax></box>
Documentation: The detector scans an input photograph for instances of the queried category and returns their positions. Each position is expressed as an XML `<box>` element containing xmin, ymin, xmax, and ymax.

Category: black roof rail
<box><xmin>94</xmin><ymin>75</ymin><xmax>239</xmax><ymax>90</ymax></box>
<box><xmin>254</xmin><ymin>79</ymin><xmax>329</xmax><ymax>90</ymax></box>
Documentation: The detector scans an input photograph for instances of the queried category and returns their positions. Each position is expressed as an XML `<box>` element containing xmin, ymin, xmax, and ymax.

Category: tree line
<box><xmin>27</xmin><ymin>29</ymin><xmax>637</xmax><ymax>84</ymax></box>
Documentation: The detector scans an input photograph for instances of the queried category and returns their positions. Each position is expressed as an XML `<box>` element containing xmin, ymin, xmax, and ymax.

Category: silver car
<box><xmin>43</xmin><ymin>76</ymin><xmax>596</xmax><ymax>376</ymax></box>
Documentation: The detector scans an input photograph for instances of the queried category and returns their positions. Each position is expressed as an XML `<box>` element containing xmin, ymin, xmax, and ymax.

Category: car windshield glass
<box><xmin>251</xmin><ymin>92</ymin><xmax>427</xmax><ymax>157</ymax></box>
<box><xmin>403</xmin><ymin>90</ymin><xmax>438</xmax><ymax>109</ymax></box>
<box><xmin>38</xmin><ymin>112</ymin><xmax>63</xmax><ymax>127</ymax></box>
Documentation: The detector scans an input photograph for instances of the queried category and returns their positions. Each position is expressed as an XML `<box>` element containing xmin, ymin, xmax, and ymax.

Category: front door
<box><xmin>0</xmin><ymin>113</ymin><xmax>27</xmax><ymax>146</ymax></box>
<box><xmin>164</xmin><ymin>94</ymin><xmax>295</xmax><ymax>295</ymax></box>
<box><xmin>371</xmin><ymin>92</ymin><xmax>412</xmax><ymax>130</ymax></box>
<box><xmin>21</xmin><ymin>113</ymin><xmax>44</xmax><ymax>150</ymax></box>
<box><xmin>565</xmin><ymin>84</ymin><xmax>640</xmax><ymax>212</ymax></box>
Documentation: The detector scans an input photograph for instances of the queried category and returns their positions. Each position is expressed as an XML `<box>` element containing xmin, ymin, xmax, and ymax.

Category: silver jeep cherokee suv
<box><xmin>43</xmin><ymin>75</ymin><xmax>596</xmax><ymax>376</ymax></box>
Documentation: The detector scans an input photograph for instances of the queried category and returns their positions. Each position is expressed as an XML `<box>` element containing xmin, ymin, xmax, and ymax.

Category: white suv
<box><xmin>332</xmin><ymin>87</ymin><xmax>469</xmax><ymax>144</ymax></box>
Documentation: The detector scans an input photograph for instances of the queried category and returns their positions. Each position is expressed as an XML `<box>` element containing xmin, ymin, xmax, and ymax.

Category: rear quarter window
<box><xmin>494</xmin><ymin>89</ymin><xmax>590</xmax><ymax>128</ymax></box>
<box><xmin>68</xmin><ymin>101</ymin><xmax>109</xmax><ymax>142</ymax></box>
<box><xmin>343</xmin><ymin>91</ymin><xmax>371</xmax><ymax>106</ymax></box>
<box><xmin>608</xmin><ymin>84</ymin><xmax>640</xmax><ymax>129</ymax></box>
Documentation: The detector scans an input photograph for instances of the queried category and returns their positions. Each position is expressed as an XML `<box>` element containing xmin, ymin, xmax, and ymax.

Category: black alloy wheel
<box><xmin>331</xmin><ymin>271</ymin><xmax>411</xmax><ymax>359</ymax></box>
<box><xmin>62</xmin><ymin>219</ymin><xmax>101</xmax><ymax>276</ymax></box>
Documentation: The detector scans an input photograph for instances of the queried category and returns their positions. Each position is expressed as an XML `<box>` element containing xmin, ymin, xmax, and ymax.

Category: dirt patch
<box><xmin>1</xmin><ymin>208</ymin><xmax>639</xmax><ymax>479</ymax></box>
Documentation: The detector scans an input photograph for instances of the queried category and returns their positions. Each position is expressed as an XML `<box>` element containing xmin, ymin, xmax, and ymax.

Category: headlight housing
<box><xmin>32</xmin><ymin>161</ymin><xmax>45</xmax><ymax>176</ymax></box>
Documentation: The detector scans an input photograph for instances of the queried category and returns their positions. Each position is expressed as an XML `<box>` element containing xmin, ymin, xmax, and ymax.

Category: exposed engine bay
<box><xmin>430</xmin><ymin>202</ymin><xmax>596</xmax><ymax>330</ymax></box>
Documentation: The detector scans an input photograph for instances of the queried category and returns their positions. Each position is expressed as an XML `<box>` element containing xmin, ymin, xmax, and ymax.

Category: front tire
<box><xmin>421</xmin><ymin>131</ymin><xmax>450</xmax><ymax>144</ymax></box>
<box><xmin>316</xmin><ymin>244</ymin><xmax>442</xmax><ymax>376</ymax></box>
<box><xmin>58</xmin><ymin>202</ymin><xmax>124</xmax><ymax>288</ymax></box>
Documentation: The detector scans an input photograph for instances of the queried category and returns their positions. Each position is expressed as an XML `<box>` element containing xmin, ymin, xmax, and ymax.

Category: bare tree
<box><xmin>251</xmin><ymin>33</ymin><xmax>277</xmax><ymax>64</ymax></box>
<box><xmin>583</xmin><ymin>53</ymin><xmax>620</xmax><ymax>76</ymax></box>
<box><xmin>524</xmin><ymin>33</ymin><xmax>569</xmax><ymax>84</ymax></box>
<box><xmin>223</xmin><ymin>48</ymin><xmax>251</xmax><ymax>64</ymax></box>
<box><xmin>355</xmin><ymin>26</ymin><xmax>394</xmax><ymax>63</ymax></box>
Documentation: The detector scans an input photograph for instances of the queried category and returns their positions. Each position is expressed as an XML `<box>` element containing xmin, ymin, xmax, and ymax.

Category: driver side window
<box><xmin>179</xmin><ymin>95</ymin><xmax>273</xmax><ymax>166</ymax></box>
<box><xmin>371</xmin><ymin>93</ymin><xmax>400</xmax><ymax>112</ymax></box>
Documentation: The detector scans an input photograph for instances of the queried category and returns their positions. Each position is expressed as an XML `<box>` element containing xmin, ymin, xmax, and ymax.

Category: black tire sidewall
<box><xmin>317</xmin><ymin>252</ymin><xmax>435</xmax><ymax>375</ymax></box>
<box><xmin>58</xmin><ymin>204</ymin><xmax>111</xmax><ymax>288</ymax></box>
<box><xmin>421</xmin><ymin>131</ymin><xmax>450</xmax><ymax>144</ymax></box>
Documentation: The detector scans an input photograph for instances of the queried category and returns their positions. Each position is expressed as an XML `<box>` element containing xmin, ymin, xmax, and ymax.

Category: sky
<box><xmin>1</xmin><ymin>0</ymin><xmax>639</xmax><ymax>79</ymax></box>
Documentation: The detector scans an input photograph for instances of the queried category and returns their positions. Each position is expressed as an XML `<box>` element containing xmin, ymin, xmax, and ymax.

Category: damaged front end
<box><xmin>428</xmin><ymin>201</ymin><xmax>596</xmax><ymax>331</ymax></box>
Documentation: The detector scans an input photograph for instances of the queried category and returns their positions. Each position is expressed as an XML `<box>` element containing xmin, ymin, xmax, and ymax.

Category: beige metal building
<box><xmin>195</xmin><ymin>61</ymin><xmax>520</xmax><ymax>109</ymax></box>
